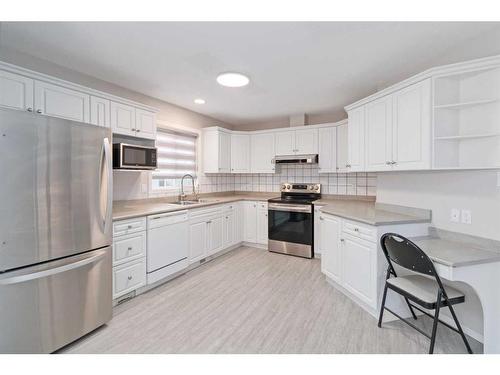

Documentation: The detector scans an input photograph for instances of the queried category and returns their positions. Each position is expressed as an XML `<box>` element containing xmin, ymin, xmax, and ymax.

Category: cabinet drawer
<box><xmin>342</xmin><ymin>220</ymin><xmax>376</xmax><ymax>242</ymax></box>
<box><xmin>113</xmin><ymin>232</ymin><xmax>146</xmax><ymax>266</ymax></box>
<box><xmin>222</xmin><ymin>203</ymin><xmax>237</xmax><ymax>212</ymax></box>
<box><xmin>189</xmin><ymin>206</ymin><xmax>222</xmax><ymax>220</ymax></box>
<box><xmin>113</xmin><ymin>217</ymin><xmax>146</xmax><ymax>237</ymax></box>
<box><xmin>113</xmin><ymin>259</ymin><xmax>146</xmax><ymax>299</ymax></box>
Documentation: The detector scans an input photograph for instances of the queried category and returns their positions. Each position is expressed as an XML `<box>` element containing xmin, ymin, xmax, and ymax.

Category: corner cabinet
<box><xmin>231</xmin><ymin>133</ymin><xmax>251</xmax><ymax>173</ymax></box>
<box><xmin>203</xmin><ymin>128</ymin><xmax>231</xmax><ymax>173</ymax></box>
<box><xmin>346</xmin><ymin>106</ymin><xmax>365</xmax><ymax>171</ymax></box>
<box><xmin>250</xmin><ymin>133</ymin><xmax>276</xmax><ymax>173</ymax></box>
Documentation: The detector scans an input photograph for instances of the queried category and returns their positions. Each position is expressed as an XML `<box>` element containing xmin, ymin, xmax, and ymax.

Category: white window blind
<box><xmin>152</xmin><ymin>129</ymin><xmax>197</xmax><ymax>182</ymax></box>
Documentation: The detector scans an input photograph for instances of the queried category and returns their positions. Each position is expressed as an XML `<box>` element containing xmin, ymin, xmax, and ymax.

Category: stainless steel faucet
<box><xmin>180</xmin><ymin>174</ymin><xmax>196</xmax><ymax>201</ymax></box>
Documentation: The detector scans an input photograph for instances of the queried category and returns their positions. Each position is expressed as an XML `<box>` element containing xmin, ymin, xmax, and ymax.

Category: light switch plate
<box><xmin>461</xmin><ymin>209</ymin><xmax>472</xmax><ymax>225</ymax></box>
<box><xmin>450</xmin><ymin>208</ymin><xmax>460</xmax><ymax>223</ymax></box>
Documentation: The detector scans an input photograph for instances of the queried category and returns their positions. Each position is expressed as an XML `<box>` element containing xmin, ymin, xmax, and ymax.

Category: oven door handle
<box><xmin>268</xmin><ymin>203</ymin><xmax>312</xmax><ymax>213</ymax></box>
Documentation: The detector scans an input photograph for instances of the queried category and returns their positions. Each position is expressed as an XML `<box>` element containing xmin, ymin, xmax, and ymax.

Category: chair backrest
<box><xmin>380</xmin><ymin>233</ymin><xmax>437</xmax><ymax>277</ymax></box>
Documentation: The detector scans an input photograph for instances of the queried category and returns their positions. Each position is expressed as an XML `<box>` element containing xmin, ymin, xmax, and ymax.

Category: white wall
<box><xmin>376</xmin><ymin>170</ymin><xmax>500</xmax><ymax>241</ymax></box>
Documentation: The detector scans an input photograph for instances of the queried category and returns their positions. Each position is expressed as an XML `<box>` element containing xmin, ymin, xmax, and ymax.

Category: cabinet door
<box><xmin>189</xmin><ymin>221</ymin><xmax>207</xmax><ymax>263</ymax></box>
<box><xmin>231</xmin><ymin>134</ymin><xmax>250</xmax><ymax>173</ymax></box>
<box><xmin>392</xmin><ymin>79</ymin><xmax>431</xmax><ymax>171</ymax></box>
<box><xmin>365</xmin><ymin>96</ymin><xmax>393</xmax><ymax>171</ymax></box>
<box><xmin>223</xmin><ymin>212</ymin><xmax>236</xmax><ymax>248</ymax></box>
<box><xmin>0</xmin><ymin>70</ymin><xmax>34</xmax><ymax>111</ymax></box>
<box><xmin>250</xmin><ymin>133</ymin><xmax>276</xmax><ymax>173</ymax></box>
<box><xmin>313</xmin><ymin>206</ymin><xmax>322</xmax><ymax>255</ymax></box>
<box><xmin>275</xmin><ymin>130</ymin><xmax>295</xmax><ymax>155</ymax></box>
<box><xmin>336</xmin><ymin>123</ymin><xmax>349</xmax><ymax>172</ymax></box>
<box><xmin>342</xmin><ymin>234</ymin><xmax>377</xmax><ymax>308</ymax></box>
<box><xmin>202</xmin><ymin>130</ymin><xmax>220</xmax><ymax>173</ymax></box>
<box><xmin>235</xmin><ymin>202</ymin><xmax>244</xmax><ymax>243</ymax></box>
<box><xmin>318</xmin><ymin>127</ymin><xmax>337</xmax><ymax>173</ymax></box>
<box><xmin>208</xmin><ymin>216</ymin><xmax>223</xmax><ymax>256</ymax></box>
<box><xmin>90</xmin><ymin>96</ymin><xmax>110</xmax><ymax>127</ymax></box>
<box><xmin>256</xmin><ymin>209</ymin><xmax>268</xmax><ymax>245</ymax></box>
<box><xmin>243</xmin><ymin>201</ymin><xmax>257</xmax><ymax>243</ymax></box>
<box><xmin>34</xmin><ymin>81</ymin><xmax>90</xmax><ymax>122</ymax></box>
<box><xmin>320</xmin><ymin>214</ymin><xmax>341</xmax><ymax>283</ymax></box>
<box><xmin>218</xmin><ymin>131</ymin><xmax>231</xmax><ymax>173</ymax></box>
<box><xmin>347</xmin><ymin>106</ymin><xmax>365</xmax><ymax>172</ymax></box>
<box><xmin>295</xmin><ymin>128</ymin><xmax>318</xmax><ymax>154</ymax></box>
<box><xmin>135</xmin><ymin>108</ymin><xmax>156</xmax><ymax>140</ymax></box>
<box><xmin>110</xmin><ymin>101</ymin><xmax>136</xmax><ymax>137</ymax></box>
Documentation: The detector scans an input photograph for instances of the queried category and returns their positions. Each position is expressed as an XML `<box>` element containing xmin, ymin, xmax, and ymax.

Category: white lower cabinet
<box><xmin>188</xmin><ymin>220</ymin><xmax>208</xmax><ymax>263</ymax></box>
<box><xmin>207</xmin><ymin>216</ymin><xmax>224</xmax><ymax>256</ymax></box>
<box><xmin>319</xmin><ymin>213</ymin><xmax>341</xmax><ymax>283</ymax></box>
<box><xmin>112</xmin><ymin>217</ymin><xmax>147</xmax><ymax>299</ymax></box>
<box><xmin>242</xmin><ymin>201</ymin><xmax>268</xmax><ymax>245</ymax></box>
<box><xmin>319</xmin><ymin>211</ymin><xmax>429</xmax><ymax>316</ymax></box>
<box><xmin>341</xmin><ymin>234</ymin><xmax>376</xmax><ymax>307</ymax></box>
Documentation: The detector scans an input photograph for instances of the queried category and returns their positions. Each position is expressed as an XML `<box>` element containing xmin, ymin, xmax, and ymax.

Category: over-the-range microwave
<box><xmin>113</xmin><ymin>143</ymin><xmax>157</xmax><ymax>170</ymax></box>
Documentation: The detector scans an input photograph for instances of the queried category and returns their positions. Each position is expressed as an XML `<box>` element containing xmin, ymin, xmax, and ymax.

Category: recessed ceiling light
<box><xmin>194</xmin><ymin>98</ymin><xmax>206</xmax><ymax>104</ymax></box>
<box><xmin>216</xmin><ymin>72</ymin><xmax>250</xmax><ymax>87</ymax></box>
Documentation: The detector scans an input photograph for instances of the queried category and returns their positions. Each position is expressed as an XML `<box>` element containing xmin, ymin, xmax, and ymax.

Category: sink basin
<box><xmin>172</xmin><ymin>199</ymin><xmax>217</xmax><ymax>205</ymax></box>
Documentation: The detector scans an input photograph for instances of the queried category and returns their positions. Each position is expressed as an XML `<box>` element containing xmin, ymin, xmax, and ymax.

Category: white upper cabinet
<box><xmin>275</xmin><ymin>128</ymin><xmax>318</xmax><ymax>155</ymax></box>
<box><xmin>336</xmin><ymin>123</ymin><xmax>349</xmax><ymax>172</ymax></box>
<box><xmin>392</xmin><ymin>78</ymin><xmax>431</xmax><ymax>170</ymax></box>
<box><xmin>203</xmin><ymin>128</ymin><xmax>231</xmax><ymax>173</ymax></box>
<box><xmin>365</xmin><ymin>95</ymin><xmax>393</xmax><ymax>171</ymax></box>
<box><xmin>295</xmin><ymin>128</ymin><xmax>318</xmax><ymax>154</ymax></box>
<box><xmin>0</xmin><ymin>70</ymin><xmax>33</xmax><ymax>111</ymax></box>
<box><xmin>110</xmin><ymin>101</ymin><xmax>136</xmax><ymax>137</ymax></box>
<box><xmin>347</xmin><ymin>106</ymin><xmax>365</xmax><ymax>172</ymax></box>
<box><xmin>275</xmin><ymin>130</ymin><xmax>295</xmax><ymax>155</ymax></box>
<box><xmin>231</xmin><ymin>133</ymin><xmax>250</xmax><ymax>173</ymax></box>
<box><xmin>90</xmin><ymin>96</ymin><xmax>110</xmax><ymax>128</ymax></box>
<box><xmin>34</xmin><ymin>81</ymin><xmax>90</xmax><ymax>122</ymax></box>
<box><xmin>318</xmin><ymin>126</ymin><xmax>337</xmax><ymax>173</ymax></box>
<box><xmin>250</xmin><ymin>133</ymin><xmax>276</xmax><ymax>173</ymax></box>
<box><xmin>135</xmin><ymin>108</ymin><xmax>156</xmax><ymax>140</ymax></box>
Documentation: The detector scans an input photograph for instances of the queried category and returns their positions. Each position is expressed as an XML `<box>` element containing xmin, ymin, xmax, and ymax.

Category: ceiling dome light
<box><xmin>194</xmin><ymin>98</ymin><xmax>206</xmax><ymax>104</ymax></box>
<box><xmin>216</xmin><ymin>72</ymin><xmax>250</xmax><ymax>87</ymax></box>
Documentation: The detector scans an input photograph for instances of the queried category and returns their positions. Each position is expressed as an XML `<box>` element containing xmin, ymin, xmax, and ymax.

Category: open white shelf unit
<box><xmin>433</xmin><ymin>66</ymin><xmax>500</xmax><ymax>169</ymax></box>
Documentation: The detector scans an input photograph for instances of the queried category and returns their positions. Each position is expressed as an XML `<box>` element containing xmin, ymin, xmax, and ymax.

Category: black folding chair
<box><xmin>378</xmin><ymin>233</ymin><xmax>473</xmax><ymax>354</ymax></box>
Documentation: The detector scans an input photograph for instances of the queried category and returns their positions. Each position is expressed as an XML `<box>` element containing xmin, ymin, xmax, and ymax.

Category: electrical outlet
<box><xmin>450</xmin><ymin>208</ymin><xmax>460</xmax><ymax>223</ymax></box>
<box><xmin>461</xmin><ymin>209</ymin><xmax>472</xmax><ymax>225</ymax></box>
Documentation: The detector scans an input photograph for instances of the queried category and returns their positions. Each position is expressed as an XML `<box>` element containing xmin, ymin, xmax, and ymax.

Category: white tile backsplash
<box><xmin>114</xmin><ymin>165</ymin><xmax>377</xmax><ymax>201</ymax></box>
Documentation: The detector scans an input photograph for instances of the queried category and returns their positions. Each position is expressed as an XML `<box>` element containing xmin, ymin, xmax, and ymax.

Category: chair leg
<box><xmin>447</xmin><ymin>303</ymin><xmax>473</xmax><ymax>354</ymax></box>
<box><xmin>378</xmin><ymin>284</ymin><xmax>389</xmax><ymax>328</ymax></box>
<box><xmin>404</xmin><ymin>297</ymin><xmax>418</xmax><ymax>320</ymax></box>
<box><xmin>429</xmin><ymin>292</ymin><xmax>441</xmax><ymax>354</ymax></box>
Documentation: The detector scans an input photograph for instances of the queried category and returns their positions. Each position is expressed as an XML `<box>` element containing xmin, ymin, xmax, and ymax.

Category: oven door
<box><xmin>268</xmin><ymin>203</ymin><xmax>313</xmax><ymax>258</ymax></box>
<box><xmin>117</xmin><ymin>143</ymin><xmax>157</xmax><ymax>170</ymax></box>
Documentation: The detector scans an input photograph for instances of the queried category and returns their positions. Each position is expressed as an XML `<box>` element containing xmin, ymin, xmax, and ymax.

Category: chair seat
<box><xmin>387</xmin><ymin>275</ymin><xmax>465</xmax><ymax>309</ymax></box>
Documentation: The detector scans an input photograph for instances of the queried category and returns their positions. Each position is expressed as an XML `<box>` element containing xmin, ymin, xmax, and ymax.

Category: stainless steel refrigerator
<box><xmin>0</xmin><ymin>107</ymin><xmax>113</xmax><ymax>353</ymax></box>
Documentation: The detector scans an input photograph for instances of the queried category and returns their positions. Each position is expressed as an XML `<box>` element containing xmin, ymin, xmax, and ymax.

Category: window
<box><xmin>151</xmin><ymin>128</ymin><xmax>197</xmax><ymax>191</ymax></box>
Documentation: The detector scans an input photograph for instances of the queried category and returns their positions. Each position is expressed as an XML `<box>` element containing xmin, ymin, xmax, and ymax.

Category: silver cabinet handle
<box><xmin>340</xmin><ymin>238</ymin><xmax>345</xmax><ymax>242</ymax></box>
<box><xmin>128</xmin><ymin>276</ymin><xmax>133</xmax><ymax>280</ymax></box>
<box><xmin>27</xmin><ymin>107</ymin><xmax>33</xmax><ymax>112</ymax></box>
<box><xmin>346</xmin><ymin>164</ymin><xmax>351</xmax><ymax>168</ymax></box>
<box><xmin>136</xmin><ymin>129</ymin><xmax>140</xmax><ymax>132</ymax></box>
<box><xmin>386</xmin><ymin>161</ymin><xmax>391</xmax><ymax>165</ymax></box>
<box><xmin>391</xmin><ymin>161</ymin><xmax>397</xmax><ymax>165</ymax></box>
<box><xmin>354</xmin><ymin>228</ymin><xmax>359</xmax><ymax>232</ymax></box>
<box><xmin>127</xmin><ymin>225</ymin><xmax>133</xmax><ymax>229</ymax></box>
<box><xmin>131</xmin><ymin>128</ymin><xmax>136</xmax><ymax>131</ymax></box>
<box><xmin>207</xmin><ymin>220</ymin><xmax>212</xmax><ymax>224</ymax></box>
<box><xmin>319</xmin><ymin>217</ymin><xmax>324</xmax><ymax>221</ymax></box>
<box><xmin>36</xmin><ymin>109</ymin><xmax>42</xmax><ymax>114</ymax></box>
<box><xmin>127</xmin><ymin>247</ymin><xmax>132</xmax><ymax>251</ymax></box>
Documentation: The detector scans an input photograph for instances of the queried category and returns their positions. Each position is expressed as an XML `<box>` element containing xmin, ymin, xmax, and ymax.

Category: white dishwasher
<box><xmin>147</xmin><ymin>210</ymin><xmax>189</xmax><ymax>285</ymax></box>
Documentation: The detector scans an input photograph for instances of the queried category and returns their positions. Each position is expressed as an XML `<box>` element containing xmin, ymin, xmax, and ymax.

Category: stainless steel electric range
<box><xmin>267</xmin><ymin>183</ymin><xmax>321</xmax><ymax>259</ymax></box>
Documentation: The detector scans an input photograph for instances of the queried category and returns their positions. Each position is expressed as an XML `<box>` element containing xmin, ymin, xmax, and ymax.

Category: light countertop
<box><xmin>412</xmin><ymin>233</ymin><xmax>500</xmax><ymax>268</ymax></box>
<box><xmin>317</xmin><ymin>200</ymin><xmax>431</xmax><ymax>226</ymax></box>
<box><xmin>113</xmin><ymin>193</ymin><xmax>278</xmax><ymax>221</ymax></box>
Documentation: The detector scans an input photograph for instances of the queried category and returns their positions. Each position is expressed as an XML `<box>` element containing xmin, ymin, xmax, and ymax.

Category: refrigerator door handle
<box><xmin>99</xmin><ymin>137</ymin><xmax>112</xmax><ymax>234</ymax></box>
<box><xmin>0</xmin><ymin>249</ymin><xmax>108</xmax><ymax>285</ymax></box>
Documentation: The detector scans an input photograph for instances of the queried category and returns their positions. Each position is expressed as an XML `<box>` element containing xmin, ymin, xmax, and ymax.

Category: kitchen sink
<box><xmin>172</xmin><ymin>199</ymin><xmax>217</xmax><ymax>205</ymax></box>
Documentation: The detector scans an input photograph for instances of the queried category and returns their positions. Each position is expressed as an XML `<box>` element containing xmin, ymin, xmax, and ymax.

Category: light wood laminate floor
<box><xmin>61</xmin><ymin>246</ymin><xmax>482</xmax><ymax>354</ymax></box>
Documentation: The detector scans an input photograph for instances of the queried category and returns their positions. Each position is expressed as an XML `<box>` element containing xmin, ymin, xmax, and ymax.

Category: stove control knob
<box><xmin>314</xmin><ymin>185</ymin><xmax>320</xmax><ymax>191</ymax></box>
<box><xmin>286</xmin><ymin>184</ymin><xmax>291</xmax><ymax>190</ymax></box>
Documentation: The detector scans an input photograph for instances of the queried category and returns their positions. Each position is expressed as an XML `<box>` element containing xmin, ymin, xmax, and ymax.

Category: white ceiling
<box><xmin>1</xmin><ymin>22</ymin><xmax>500</xmax><ymax>126</ymax></box>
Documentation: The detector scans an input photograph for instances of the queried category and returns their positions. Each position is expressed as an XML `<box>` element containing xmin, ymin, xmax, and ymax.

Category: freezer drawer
<box><xmin>0</xmin><ymin>247</ymin><xmax>112</xmax><ymax>353</ymax></box>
